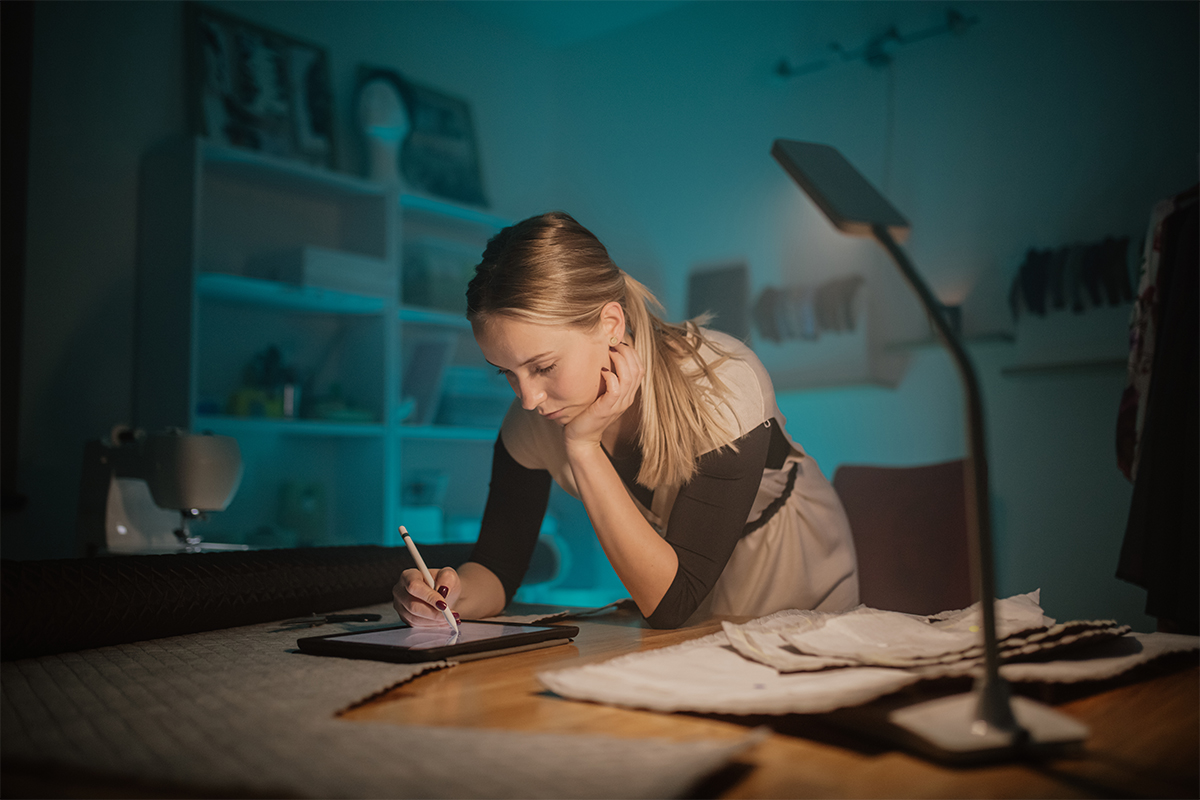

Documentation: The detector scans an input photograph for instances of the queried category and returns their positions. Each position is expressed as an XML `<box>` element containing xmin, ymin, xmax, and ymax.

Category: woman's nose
<box><xmin>515</xmin><ymin>377</ymin><xmax>544</xmax><ymax>410</ymax></box>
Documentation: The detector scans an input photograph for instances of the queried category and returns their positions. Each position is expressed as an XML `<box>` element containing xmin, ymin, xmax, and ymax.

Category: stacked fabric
<box><xmin>722</xmin><ymin>591</ymin><xmax>1129</xmax><ymax>675</ymax></box>
<box><xmin>539</xmin><ymin>592</ymin><xmax>1198</xmax><ymax>716</ymax></box>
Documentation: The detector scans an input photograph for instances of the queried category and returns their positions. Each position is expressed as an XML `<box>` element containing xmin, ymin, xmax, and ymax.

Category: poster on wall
<box><xmin>356</xmin><ymin>66</ymin><xmax>488</xmax><ymax>207</ymax></box>
<box><xmin>186</xmin><ymin>3</ymin><xmax>335</xmax><ymax>169</ymax></box>
<box><xmin>400</xmin><ymin>78</ymin><xmax>487</xmax><ymax>207</ymax></box>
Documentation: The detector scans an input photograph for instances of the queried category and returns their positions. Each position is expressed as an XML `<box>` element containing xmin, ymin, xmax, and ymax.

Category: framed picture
<box><xmin>186</xmin><ymin>3</ymin><xmax>335</xmax><ymax>169</ymax></box>
<box><xmin>401</xmin><ymin>334</ymin><xmax>456</xmax><ymax>426</ymax></box>
<box><xmin>356</xmin><ymin>66</ymin><xmax>487</xmax><ymax>207</ymax></box>
<box><xmin>688</xmin><ymin>262</ymin><xmax>750</xmax><ymax>341</ymax></box>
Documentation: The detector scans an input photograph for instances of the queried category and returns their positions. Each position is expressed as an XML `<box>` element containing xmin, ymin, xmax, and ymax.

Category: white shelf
<box><xmin>399</xmin><ymin>305</ymin><xmax>473</xmax><ymax>329</ymax></box>
<box><xmin>398</xmin><ymin>424</ymin><xmax>498</xmax><ymax>442</ymax></box>
<box><xmin>400</xmin><ymin>194</ymin><xmax>511</xmax><ymax>229</ymax></box>
<box><xmin>885</xmin><ymin>332</ymin><xmax>1015</xmax><ymax>351</ymax></box>
<box><xmin>196</xmin><ymin>415</ymin><xmax>387</xmax><ymax>437</ymax></box>
<box><xmin>201</xmin><ymin>140</ymin><xmax>386</xmax><ymax>198</ymax></box>
<box><xmin>198</xmin><ymin>273</ymin><xmax>388</xmax><ymax>314</ymax></box>
<box><xmin>1001</xmin><ymin>358</ymin><xmax>1127</xmax><ymax>377</ymax></box>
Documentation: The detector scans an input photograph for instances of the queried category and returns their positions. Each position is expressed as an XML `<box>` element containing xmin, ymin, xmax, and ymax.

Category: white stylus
<box><xmin>399</xmin><ymin>526</ymin><xmax>459</xmax><ymax>633</ymax></box>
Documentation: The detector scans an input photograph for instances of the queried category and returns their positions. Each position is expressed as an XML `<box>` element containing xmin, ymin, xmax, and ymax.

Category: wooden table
<box><xmin>343</xmin><ymin>605</ymin><xmax>1199</xmax><ymax>799</ymax></box>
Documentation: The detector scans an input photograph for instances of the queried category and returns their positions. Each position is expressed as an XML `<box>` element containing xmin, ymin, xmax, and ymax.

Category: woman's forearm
<box><xmin>455</xmin><ymin>561</ymin><xmax>508</xmax><ymax>619</ymax></box>
<box><xmin>566</xmin><ymin>441</ymin><xmax>678</xmax><ymax>617</ymax></box>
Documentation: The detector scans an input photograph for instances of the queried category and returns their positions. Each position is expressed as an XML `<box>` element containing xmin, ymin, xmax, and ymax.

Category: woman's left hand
<box><xmin>564</xmin><ymin>341</ymin><xmax>644</xmax><ymax>450</ymax></box>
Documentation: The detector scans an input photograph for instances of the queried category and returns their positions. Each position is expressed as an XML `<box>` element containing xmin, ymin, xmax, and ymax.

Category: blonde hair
<box><xmin>467</xmin><ymin>212</ymin><xmax>737</xmax><ymax>488</ymax></box>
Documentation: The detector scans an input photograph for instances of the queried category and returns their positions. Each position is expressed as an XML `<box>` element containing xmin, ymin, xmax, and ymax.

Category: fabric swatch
<box><xmin>2</xmin><ymin>601</ymin><xmax>760</xmax><ymax>798</ymax></box>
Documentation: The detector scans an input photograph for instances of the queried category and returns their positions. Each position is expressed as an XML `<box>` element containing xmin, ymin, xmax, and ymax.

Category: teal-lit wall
<box><xmin>10</xmin><ymin>1</ymin><xmax>1197</xmax><ymax>630</ymax></box>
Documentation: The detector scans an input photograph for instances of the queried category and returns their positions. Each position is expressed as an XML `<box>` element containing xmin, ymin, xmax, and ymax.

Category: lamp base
<box><xmin>828</xmin><ymin>690</ymin><xmax>1089</xmax><ymax>765</ymax></box>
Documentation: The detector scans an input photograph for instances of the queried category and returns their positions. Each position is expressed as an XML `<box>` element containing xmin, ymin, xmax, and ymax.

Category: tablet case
<box><xmin>297</xmin><ymin>621</ymin><xmax>579</xmax><ymax>663</ymax></box>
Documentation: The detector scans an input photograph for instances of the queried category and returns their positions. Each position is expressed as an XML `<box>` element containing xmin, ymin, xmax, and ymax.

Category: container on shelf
<box><xmin>402</xmin><ymin>236</ymin><xmax>479</xmax><ymax>313</ymax></box>
<box><xmin>434</xmin><ymin>366</ymin><xmax>511</xmax><ymax>429</ymax></box>
<box><xmin>248</xmin><ymin>245</ymin><xmax>397</xmax><ymax>299</ymax></box>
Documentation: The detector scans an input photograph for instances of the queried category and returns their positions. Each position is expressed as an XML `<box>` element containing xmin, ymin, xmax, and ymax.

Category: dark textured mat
<box><xmin>1</xmin><ymin>544</ymin><xmax>473</xmax><ymax>660</ymax></box>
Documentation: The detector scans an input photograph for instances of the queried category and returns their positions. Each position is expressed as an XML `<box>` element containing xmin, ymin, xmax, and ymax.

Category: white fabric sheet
<box><xmin>538</xmin><ymin>593</ymin><xmax>1199</xmax><ymax>716</ymax></box>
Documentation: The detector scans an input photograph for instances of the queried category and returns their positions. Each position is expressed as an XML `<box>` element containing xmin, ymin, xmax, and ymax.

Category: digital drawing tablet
<box><xmin>296</xmin><ymin>620</ymin><xmax>580</xmax><ymax>663</ymax></box>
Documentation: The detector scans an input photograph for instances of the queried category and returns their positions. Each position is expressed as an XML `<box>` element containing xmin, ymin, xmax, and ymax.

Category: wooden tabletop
<box><xmin>342</xmin><ymin>605</ymin><xmax>1200</xmax><ymax>799</ymax></box>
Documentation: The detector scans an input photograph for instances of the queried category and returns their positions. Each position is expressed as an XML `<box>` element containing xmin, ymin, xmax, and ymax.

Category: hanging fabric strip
<box><xmin>1008</xmin><ymin>237</ymin><xmax>1132</xmax><ymax>320</ymax></box>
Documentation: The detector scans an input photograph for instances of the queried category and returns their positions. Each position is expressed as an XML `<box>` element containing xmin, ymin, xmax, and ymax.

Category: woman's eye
<box><xmin>533</xmin><ymin>364</ymin><xmax>555</xmax><ymax>376</ymax></box>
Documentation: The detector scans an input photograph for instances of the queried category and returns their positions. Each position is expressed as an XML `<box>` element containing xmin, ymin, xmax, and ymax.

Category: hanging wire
<box><xmin>775</xmin><ymin>8</ymin><xmax>978</xmax><ymax>79</ymax></box>
<box><xmin>882</xmin><ymin>60</ymin><xmax>896</xmax><ymax>195</ymax></box>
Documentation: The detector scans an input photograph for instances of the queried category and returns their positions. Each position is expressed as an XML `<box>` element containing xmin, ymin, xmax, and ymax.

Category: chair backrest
<box><xmin>832</xmin><ymin>460</ymin><xmax>973</xmax><ymax>616</ymax></box>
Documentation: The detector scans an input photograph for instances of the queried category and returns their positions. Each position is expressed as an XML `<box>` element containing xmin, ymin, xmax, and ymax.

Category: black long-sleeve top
<box><xmin>469</xmin><ymin>421</ymin><xmax>776</xmax><ymax>628</ymax></box>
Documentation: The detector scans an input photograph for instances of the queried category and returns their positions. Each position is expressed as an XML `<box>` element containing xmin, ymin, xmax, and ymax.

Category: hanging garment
<box><xmin>1009</xmin><ymin>240</ymin><xmax>1132</xmax><ymax>319</ymax></box>
<box><xmin>1117</xmin><ymin>199</ymin><xmax>1184</xmax><ymax>480</ymax></box>
<box><xmin>1116</xmin><ymin>184</ymin><xmax>1198</xmax><ymax>634</ymax></box>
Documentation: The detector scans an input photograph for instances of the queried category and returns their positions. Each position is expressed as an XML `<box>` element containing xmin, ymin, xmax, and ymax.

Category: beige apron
<box><xmin>502</xmin><ymin>330</ymin><xmax>860</xmax><ymax>624</ymax></box>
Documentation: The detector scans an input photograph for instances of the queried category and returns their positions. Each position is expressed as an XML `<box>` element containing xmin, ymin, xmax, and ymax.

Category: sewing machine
<box><xmin>77</xmin><ymin>425</ymin><xmax>245</xmax><ymax>555</ymax></box>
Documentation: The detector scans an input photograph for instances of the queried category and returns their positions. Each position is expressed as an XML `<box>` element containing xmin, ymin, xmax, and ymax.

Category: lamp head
<box><xmin>771</xmin><ymin>139</ymin><xmax>911</xmax><ymax>242</ymax></box>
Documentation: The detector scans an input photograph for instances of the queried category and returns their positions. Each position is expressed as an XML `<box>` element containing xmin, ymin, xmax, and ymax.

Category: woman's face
<box><xmin>473</xmin><ymin>312</ymin><xmax>619</xmax><ymax>427</ymax></box>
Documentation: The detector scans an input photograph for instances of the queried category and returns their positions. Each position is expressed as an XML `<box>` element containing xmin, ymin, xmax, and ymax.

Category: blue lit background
<box><xmin>7</xmin><ymin>1</ymin><xmax>1197</xmax><ymax>628</ymax></box>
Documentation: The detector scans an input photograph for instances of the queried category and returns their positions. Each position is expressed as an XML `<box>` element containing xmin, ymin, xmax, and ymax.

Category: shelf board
<box><xmin>1001</xmin><ymin>358</ymin><xmax>1127</xmax><ymax>377</ymax></box>
<box><xmin>400</xmin><ymin>194</ymin><xmax>511</xmax><ymax>230</ymax></box>
<box><xmin>200</xmin><ymin>140</ymin><xmax>387</xmax><ymax>198</ymax></box>
<box><xmin>885</xmin><ymin>332</ymin><xmax>1016</xmax><ymax>351</ymax></box>
<box><xmin>399</xmin><ymin>305</ymin><xmax>472</xmax><ymax>329</ymax></box>
<box><xmin>195</xmin><ymin>415</ymin><xmax>386</xmax><ymax>437</ymax></box>
<box><xmin>398</xmin><ymin>424</ymin><xmax>498</xmax><ymax>442</ymax></box>
<box><xmin>198</xmin><ymin>273</ymin><xmax>388</xmax><ymax>314</ymax></box>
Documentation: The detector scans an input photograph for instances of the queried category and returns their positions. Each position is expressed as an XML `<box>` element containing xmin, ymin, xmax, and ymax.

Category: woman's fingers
<box><xmin>564</xmin><ymin>340</ymin><xmax>644</xmax><ymax>447</ymax></box>
<box><xmin>605</xmin><ymin>342</ymin><xmax>643</xmax><ymax>411</ymax></box>
<box><xmin>392</xmin><ymin>567</ymin><xmax>457</xmax><ymax>627</ymax></box>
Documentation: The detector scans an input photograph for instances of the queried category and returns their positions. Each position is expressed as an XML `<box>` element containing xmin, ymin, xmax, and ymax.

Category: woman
<box><xmin>393</xmin><ymin>212</ymin><xmax>858</xmax><ymax>629</ymax></box>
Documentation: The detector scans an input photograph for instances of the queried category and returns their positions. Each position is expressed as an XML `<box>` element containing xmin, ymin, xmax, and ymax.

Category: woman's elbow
<box><xmin>643</xmin><ymin>598</ymin><xmax>699</xmax><ymax>629</ymax></box>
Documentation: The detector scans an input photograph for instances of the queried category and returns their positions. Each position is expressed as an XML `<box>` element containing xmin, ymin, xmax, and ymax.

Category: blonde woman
<box><xmin>393</xmin><ymin>212</ymin><xmax>858</xmax><ymax>629</ymax></box>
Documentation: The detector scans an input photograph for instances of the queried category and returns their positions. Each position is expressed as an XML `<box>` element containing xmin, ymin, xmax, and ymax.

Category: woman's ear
<box><xmin>599</xmin><ymin>301</ymin><xmax>626</xmax><ymax>343</ymax></box>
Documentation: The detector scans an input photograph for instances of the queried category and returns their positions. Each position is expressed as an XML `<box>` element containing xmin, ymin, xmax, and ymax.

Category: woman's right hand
<box><xmin>392</xmin><ymin>566</ymin><xmax>462</xmax><ymax>627</ymax></box>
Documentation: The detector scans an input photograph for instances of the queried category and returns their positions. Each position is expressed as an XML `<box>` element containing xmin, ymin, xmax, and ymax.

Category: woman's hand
<box><xmin>564</xmin><ymin>341</ymin><xmax>644</xmax><ymax>450</ymax></box>
<box><xmin>392</xmin><ymin>566</ymin><xmax>462</xmax><ymax>628</ymax></box>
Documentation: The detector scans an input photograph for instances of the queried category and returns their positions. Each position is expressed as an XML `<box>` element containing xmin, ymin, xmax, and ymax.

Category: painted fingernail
<box><xmin>437</xmin><ymin>585</ymin><xmax>449</xmax><ymax>597</ymax></box>
<box><xmin>453</xmin><ymin>612</ymin><xmax>461</xmax><ymax>623</ymax></box>
<box><xmin>435</xmin><ymin>600</ymin><xmax>447</xmax><ymax>610</ymax></box>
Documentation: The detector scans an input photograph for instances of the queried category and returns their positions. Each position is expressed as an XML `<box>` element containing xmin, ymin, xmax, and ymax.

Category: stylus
<box><xmin>399</xmin><ymin>526</ymin><xmax>460</xmax><ymax>633</ymax></box>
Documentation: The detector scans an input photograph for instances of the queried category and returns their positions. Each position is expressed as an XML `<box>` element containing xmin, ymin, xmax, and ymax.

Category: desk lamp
<box><xmin>771</xmin><ymin>140</ymin><xmax>1088</xmax><ymax>762</ymax></box>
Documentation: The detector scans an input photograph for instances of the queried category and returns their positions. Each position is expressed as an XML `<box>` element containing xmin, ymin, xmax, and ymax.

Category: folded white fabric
<box><xmin>776</xmin><ymin>591</ymin><xmax>1053</xmax><ymax>666</ymax></box>
<box><xmin>538</xmin><ymin>592</ymin><xmax>1199</xmax><ymax>716</ymax></box>
<box><xmin>538</xmin><ymin>621</ymin><xmax>921</xmax><ymax>715</ymax></box>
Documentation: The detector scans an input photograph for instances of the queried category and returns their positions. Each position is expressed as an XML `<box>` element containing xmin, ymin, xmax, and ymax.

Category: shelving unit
<box><xmin>132</xmin><ymin>138</ymin><xmax>397</xmax><ymax>548</ymax></box>
<box><xmin>133</xmin><ymin>138</ymin><xmax>512</xmax><ymax>551</ymax></box>
<box><xmin>395</xmin><ymin>194</ymin><xmax>511</xmax><ymax>543</ymax></box>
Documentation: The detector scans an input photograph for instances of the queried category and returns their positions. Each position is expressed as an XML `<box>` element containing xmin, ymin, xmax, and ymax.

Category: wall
<box><xmin>11</xmin><ymin>2</ymin><xmax>185</xmax><ymax>560</ymax></box>
<box><xmin>543</xmin><ymin>1</ymin><xmax>1198</xmax><ymax>627</ymax></box>
<box><xmin>7</xmin><ymin>1</ymin><xmax>558</xmax><ymax>560</ymax></box>
<box><xmin>10</xmin><ymin>2</ymin><xmax>1197</xmax><ymax>632</ymax></box>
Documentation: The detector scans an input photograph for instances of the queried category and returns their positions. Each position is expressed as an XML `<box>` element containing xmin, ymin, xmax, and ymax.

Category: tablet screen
<box><xmin>331</xmin><ymin>622</ymin><xmax>546</xmax><ymax>650</ymax></box>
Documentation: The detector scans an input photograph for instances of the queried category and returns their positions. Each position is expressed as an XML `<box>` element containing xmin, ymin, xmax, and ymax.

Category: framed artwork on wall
<box><xmin>186</xmin><ymin>3</ymin><xmax>335</xmax><ymax>169</ymax></box>
<box><xmin>688</xmin><ymin>262</ymin><xmax>750</xmax><ymax>341</ymax></box>
<box><xmin>356</xmin><ymin>66</ymin><xmax>487</xmax><ymax>207</ymax></box>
